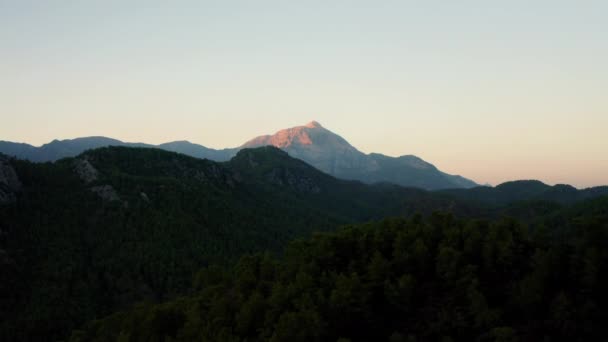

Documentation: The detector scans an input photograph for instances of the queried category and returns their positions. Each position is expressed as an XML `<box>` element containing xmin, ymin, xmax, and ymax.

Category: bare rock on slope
<box><xmin>242</xmin><ymin>121</ymin><xmax>478</xmax><ymax>190</ymax></box>
<box><xmin>74</xmin><ymin>158</ymin><xmax>99</xmax><ymax>184</ymax></box>
<box><xmin>0</xmin><ymin>156</ymin><xmax>21</xmax><ymax>204</ymax></box>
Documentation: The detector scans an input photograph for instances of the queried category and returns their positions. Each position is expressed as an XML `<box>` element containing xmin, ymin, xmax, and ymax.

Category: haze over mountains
<box><xmin>0</xmin><ymin>121</ymin><xmax>476</xmax><ymax>190</ymax></box>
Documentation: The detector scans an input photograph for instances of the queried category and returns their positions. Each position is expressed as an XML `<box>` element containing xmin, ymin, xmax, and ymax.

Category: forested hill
<box><xmin>0</xmin><ymin>146</ymin><xmax>468</xmax><ymax>341</ymax></box>
<box><xmin>440</xmin><ymin>180</ymin><xmax>608</xmax><ymax>206</ymax></box>
<box><xmin>1</xmin><ymin>146</ymin><xmax>607</xmax><ymax>341</ymax></box>
<box><xmin>69</xmin><ymin>199</ymin><xmax>608</xmax><ymax>342</ymax></box>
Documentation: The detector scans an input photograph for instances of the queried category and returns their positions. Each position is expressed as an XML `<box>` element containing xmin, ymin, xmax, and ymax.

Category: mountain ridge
<box><xmin>239</xmin><ymin>121</ymin><xmax>477</xmax><ymax>189</ymax></box>
<box><xmin>0</xmin><ymin>121</ymin><xmax>503</xmax><ymax>189</ymax></box>
<box><xmin>1</xmin><ymin>145</ymin><xmax>481</xmax><ymax>340</ymax></box>
<box><xmin>2</xmin><ymin>145</ymin><xmax>608</xmax><ymax>341</ymax></box>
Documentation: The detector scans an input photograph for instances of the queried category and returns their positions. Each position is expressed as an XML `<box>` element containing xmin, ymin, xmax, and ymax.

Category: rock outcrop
<box><xmin>73</xmin><ymin>158</ymin><xmax>122</xmax><ymax>203</ymax></box>
<box><xmin>74</xmin><ymin>158</ymin><xmax>99</xmax><ymax>184</ymax></box>
<box><xmin>0</xmin><ymin>156</ymin><xmax>21</xmax><ymax>204</ymax></box>
<box><xmin>266</xmin><ymin>167</ymin><xmax>321</xmax><ymax>193</ymax></box>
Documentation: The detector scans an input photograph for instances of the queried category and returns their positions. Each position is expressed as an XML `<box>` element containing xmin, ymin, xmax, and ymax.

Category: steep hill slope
<box><xmin>1</xmin><ymin>146</ymin><xmax>606</xmax><ymax>341</ymax></box>
<box><xmin>0</xmin><ymin>146</ymin><xmax>468</xmax><ymax>341</ymax></box>
<box><xmin>242</xmin><ymin>121</ymin><xmax>477</xmax><ymax>190</ymax></box>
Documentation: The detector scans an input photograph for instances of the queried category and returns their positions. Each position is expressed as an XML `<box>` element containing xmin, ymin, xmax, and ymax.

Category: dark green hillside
<box><xmin>1</xmin><ymin>146</ymin><xmax>606</xmax><ymax>341</ymax></box>
<box><xmin>227</xmin><ymin>146</ymin><xmax>477</xmax><ymax>220</ymax></box>
<box><xmin>440</xmin><ymin>180</ymin><xmax>608</xmax><ymax>207</ymax></box>
<box><xmin>69</xmin><ymin>199</ymin><xmax>608</xmax><ymax>342</ymax></box>
<box><xmin>0</xmin><ymin>146</ymin><xmax>468</xmax><ymax>341</ymax></box>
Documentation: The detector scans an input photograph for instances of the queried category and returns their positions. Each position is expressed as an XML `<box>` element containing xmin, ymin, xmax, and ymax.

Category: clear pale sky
<box><xmin>1</xmin><ymin>1</ymin><xmax>606</xmax><ymax>187</ymax></box>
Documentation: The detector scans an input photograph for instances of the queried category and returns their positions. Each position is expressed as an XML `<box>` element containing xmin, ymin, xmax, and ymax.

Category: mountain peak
<box><xmin>241</xmin><ymin>121</ymin><xmax>356</xmax><ymax>152</ymax></box>
<box><xmin>239</xmin><ymin>122</ymin><xmax>477</xmax><ymax>189</ymax></box>
<box><xmin>0</xmin><ymin>122</ymin><xmax>478</xmax><ymax>190</ymax></box>
<box><xmin>305</xmin><ymin>120</ymin><xmax>323</xmax><ymax>128</ymax></box>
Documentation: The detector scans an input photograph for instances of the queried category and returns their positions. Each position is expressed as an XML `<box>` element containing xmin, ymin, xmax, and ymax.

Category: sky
<box><xmin>1</xmin><ymin>1</ymin><xmax>607</xmax><ymax>188</ymax></box>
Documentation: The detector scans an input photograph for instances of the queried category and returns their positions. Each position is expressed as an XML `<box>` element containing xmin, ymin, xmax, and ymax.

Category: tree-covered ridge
<box><xmin>70</xmin><ymin>201</ymin><xmax>608</xmax><ymax>342</ymax></box>
<box><xmin>0</xmin><ymin>146</ymin><xmax>471</xmax><ymax>341</ymax></box>
<box><xmin>1</xmin><ymin>146</ymin><xmax>607</xmax><ymax>341</ymax></box>
<box><xmin>0</xmin><ymin>119</ymin><xmax>479</xmax><ymax>190</ymax></box>
<box><xmin>440</xmin><ymin>180</ymin><xmax>608</xmax><ymax>206</ymax></box>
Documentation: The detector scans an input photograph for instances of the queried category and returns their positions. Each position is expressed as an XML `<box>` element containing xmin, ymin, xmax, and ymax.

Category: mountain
<box><xmin>158</xmin><ymin>140</ymin><xmax>235</xmax><ymax>161</ymax></box>
<box><xmin>0</xmin><ymin>146</ymin><xmax>472</xmax><ymax>341</ymax></box>
<box><xmin>241</xmin><ymin>121</ymin><xmax>477</xmax><ymax>189</ymax></box>
<box><xmin>440</xmin><ymin>180</ymin><xmax>608</xmax><ymax>206</ymax></box>
<box><xmin>0</xmin><ymin>121</ymin><xmax>476</xmax><ymax>189</ymax></box>
<box><xmin>0</xmin><ymin>137</ymin><xmax>152</xmax><ymax>162</ymax></box>
<box><xmin>242</xmin><ymin>121</ymin><xmax>372</xmax><ymax>177</ymax></box>
<box><xmin>1</xmin><ymin>146</ymin><xmax>607</xmax><ymax>341</ymax></box>
<box><xmin>0</xmin><ymin>137</ymin><xmax>238</xmax><ymax>164</ymax></box>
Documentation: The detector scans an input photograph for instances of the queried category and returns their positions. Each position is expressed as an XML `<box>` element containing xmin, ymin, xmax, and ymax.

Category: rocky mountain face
<box><xmin>242</xmin><ymin>121</ymin><xmax>477</xmax><ymax>190</ymax></box>
<box><xmin>0</xmin><ymin>155</ymin><xmax>21</xmax><ymax>204</ymax></box>
<box><xmin>242</xmin><ymin>121</ymin><xmax>370</xmax><ymax>175</ymax></box>
<box><xmin>0</xmin><ymin>121</ymin><xmax>477</xmax><ymax>189</ymax></box>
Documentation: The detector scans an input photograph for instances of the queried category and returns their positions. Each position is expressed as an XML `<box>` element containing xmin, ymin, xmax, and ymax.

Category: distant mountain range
<box><xmin>241</xmin><ymin>121</ymin><xmax>477</xmax><ymax>189</ymax></box>
<box><xmin>0</xmin><ymin>121</ymin><xmax>476</xmax><ymax>190</ymax></box>
<box><xmin>441</xmin><ymin>179</ymin><xmax>608</xmax><ymax>206</ymax></box>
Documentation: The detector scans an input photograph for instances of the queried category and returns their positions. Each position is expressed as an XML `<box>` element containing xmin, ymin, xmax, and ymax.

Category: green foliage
<box><xmin>1</xmin><ymin>147</ymin><xmax>608</xmax><ymax>341</ymax></box>
<box><xmin>69</xmin><ymin>208</ymin><xmax>608</xmax><ymax>342</ymax></box>
<box><xmin>0</xmin><ymin>147</ymin><xmax>475</xmax><ymax>341</ymax></box>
